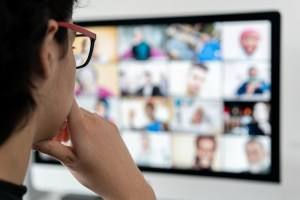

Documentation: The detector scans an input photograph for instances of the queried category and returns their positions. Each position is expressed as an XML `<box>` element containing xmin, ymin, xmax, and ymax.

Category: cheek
<box><xmin>58</xmin><ymin>51</ymin><xmax>76</xmax><ymax>113</ymax></box>
<box><xmin>65</xmin><ymin>50</ymin><xmax>76</xmax><ymax>91</ymax></box>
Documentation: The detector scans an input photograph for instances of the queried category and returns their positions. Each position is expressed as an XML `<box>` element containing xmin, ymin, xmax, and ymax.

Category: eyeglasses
<box><xmin>57</xmin><ymin>22</ymin><xmax>97</xmax><ymax>69</ymax></box>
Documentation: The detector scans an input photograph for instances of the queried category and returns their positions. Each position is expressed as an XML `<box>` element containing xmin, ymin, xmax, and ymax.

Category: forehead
<box><xmin>198</xmin><ymin>138</ymin><xmax>214</xmax><ymax>148</ymax></box>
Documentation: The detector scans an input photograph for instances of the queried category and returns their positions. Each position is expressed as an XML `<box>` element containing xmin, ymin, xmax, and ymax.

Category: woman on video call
<box><xmin>0</xmin><ymin>0</ymin><xmax>156</xmax><ymax>199</ymax></box>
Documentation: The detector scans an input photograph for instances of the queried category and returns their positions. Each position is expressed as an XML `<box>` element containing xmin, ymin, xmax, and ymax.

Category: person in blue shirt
<box><xmin>131</xmin><ymin>28</ymin><xmax>151</xmax><ymax>60</ymax></box>
<box><xmin>128</xmin><ymin>102</ymin><xmax>168</xmax><ymax>132</ymax></box>
<box><xmin>145</xmin><ymin>102</ymin><xmax>165</xmax><ymax>132</ymax></box>
<box><xmin>197</xmin><ymin>33</ymin><xmax>221</xmax><ymax>62</ymax></box>
<box><xmin>236</xmin><ymin>67</ymin><xmax>270</xmax><ymax>96</ymax></box>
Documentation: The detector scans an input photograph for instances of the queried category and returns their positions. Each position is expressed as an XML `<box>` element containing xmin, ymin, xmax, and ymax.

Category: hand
<box><xmin>246</xmin><ymin>82</ymin><xmax>261</xmax><ymax>94</ymax></box>
<box><xmin>33</xmin><ymin>99</ymin><xmax>156</xmax><ymax>200</ymax></box>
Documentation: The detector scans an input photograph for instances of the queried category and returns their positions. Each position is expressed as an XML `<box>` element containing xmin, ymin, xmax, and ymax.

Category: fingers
<box><xmin>33</xmin><ymin>139</ymin><xmax>75</xmax><ymax>165</ymax></box>
<box><xmin>67</xmin><ymin>100</ymin><xmax>87</xmax><ymax>143</ymax></box>
<box><xmin>54</xmin><ymin>121</ymin><xmax>68</xmax><ymax>142</ymax></box>
<box><xmin>67</xmin><ymin>100</ymin><xmax>84</xmax><ymax>127</ymax></box>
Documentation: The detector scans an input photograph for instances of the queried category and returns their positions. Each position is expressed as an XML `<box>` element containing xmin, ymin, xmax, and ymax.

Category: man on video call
<box><xmin>136</xmin><ymin>71</ymin><xmax>163</xmax><ymax>97</ymax></box>
<box><xmin>192</xmin><ymin>136</ymin><xmax>217</xmax><ymax>171</ymax></box>
<box><xmin>236</xmin><ymin>66</ymin><xmax>269</xmax><ymax>96</ymax></box>
<box><xmin>243</xmin><ymin>139</ymin><xmax>270</xmax><ymax>174</ymax></box>
<box><xmin>186</xmin><ymin>63</ymin><xmax>208</xmax><ymax>97</ymax></box>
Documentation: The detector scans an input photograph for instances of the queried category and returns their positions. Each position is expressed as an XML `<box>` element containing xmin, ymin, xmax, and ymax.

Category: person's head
<box><xmin>201</xmin><ymin>33</ymin><xmax>211</xmax><ymax>43</ymax></box>
<box><xmin>191</xmin><ymin>107</ymin><xmax>204</xmax><ymax>124</ymax></box>
<box><xmin>187</xmin><ymin>63</ymin><xmax>208</xmax><ymax>96</ymax></box>
<box><xmin>240</xmin><ymin>29</ymin><xmax>260</xmax><ymax>55</ymax></box>
<box><xmin>133</xmin><ymin>27</ymin><xmax>144</xmax><ymax>44</ymax></box>
<box><xmin>0</xmin><ymin>0</ymin><xmax>78</xmax><ymax>146</ymax></box>
<box><xmin>245</xmin><ymin>139</ymin><xmax>267</xmax><ymax>173</ymax></box>
<box><xmin>195</xmin><ymin>136</ymin><xmax>216</xmax><ymax>169</ymax></box>
<box><xmin>248</xmin><ymin>67</ymin><xmax>258</xmax><ymax>78</ymax></box>
<box><xmin>253</xmin><ymin>102</ymin><xmax>269</xmax><ymax>123</ymax></box>
<box><xmin>141</xmin><ymin>135</ymin><xmax>151</xmax><ymax>151</ymax></box>
<box><xmin>145</xmin><ymin>102</ymin><xmax>155</xmax><ymax>118</ymax></box>
<box><xmin>144</xmin><ymin>71</ymin><xmax>153</xmax><ymax>85</ymax></box>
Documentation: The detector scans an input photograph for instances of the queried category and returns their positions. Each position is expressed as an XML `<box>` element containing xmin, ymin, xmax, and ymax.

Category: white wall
<box><xmin>74</xmin><ymin>1</ymin><xmax>300</xmax><ymax>199</ymax></box>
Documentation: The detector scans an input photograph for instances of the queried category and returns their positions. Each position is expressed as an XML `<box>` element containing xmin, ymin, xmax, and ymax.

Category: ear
<box><xmin>39</xmin><ymin>20</ymin><xmax>59</xmax><ymax>79</ymax></box>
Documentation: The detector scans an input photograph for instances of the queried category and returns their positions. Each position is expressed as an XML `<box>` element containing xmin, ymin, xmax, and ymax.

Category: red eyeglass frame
<box><xmin>57</xmin><ymin>22</ymin><xmax>97</xmax><ymax>69</ymax></box>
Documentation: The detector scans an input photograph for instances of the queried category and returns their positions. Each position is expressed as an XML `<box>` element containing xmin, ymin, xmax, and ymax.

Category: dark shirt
<box><xmin>132</xmin><ymin>42</ymin><xmax>151</xmax><ymax>60</ymax></box>
<box><xmin>136</xmin><ymin>86</ymin><xmax>163</xmax><ymax>96</ymax></box>
<box><xmin>0</xmin><ymin>180</ymin><xmax>26</xmax><ymax>200</ymax></box>
<box><xmin>247</xmin><ymin>122</ymin><xmax>266</xmax><ymax>135</ymax></box>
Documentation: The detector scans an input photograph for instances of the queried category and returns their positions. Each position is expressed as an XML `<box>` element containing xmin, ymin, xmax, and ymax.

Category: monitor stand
<box><xmin>62</xmin><ymin>194</ymin><xmax>103</xmax><ymax>200</ymax></box>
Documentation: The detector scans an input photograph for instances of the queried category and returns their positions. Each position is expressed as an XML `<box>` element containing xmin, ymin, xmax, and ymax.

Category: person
<box><xmin>171</xmin><ymin>102</ymin><xmax>217</xmax><ymax>133</ymax></box>
<box><xmin>243</xmin><ymin>139</ymin><xmax>270</xmax><ymax>174</ymax></box>
<box><xmin>189</xmin><ymin>107</ymin><xmax>212</xmax><ymax>133</ymax></box>
<box><xmin>165</xmin><ymin>24</ymin><xmax>199</xmax><ymax>60</ymax></box>
<box><xmin>192</xmin><ymin>136</ymin><xmax>217</xmax><ymax>171</ymax></box>
<box><xmin>247</xmin><ymin>102</ymin><xmax>271</xmax><ymax>135</ymax></box>
<box><xmin>0</xmin><ymin>1</ymin><xmax>156</xmax><ymax>200</ymax></box>
<box><xmin>131</xmin><ymin>28</ymin><xmax>151</xmax><ymax>60</ymax></box>
<box><xmin>122</xmin><ymin>27</ymin><xmax>166</xmax><ymax>60</ymax></box>
<box><xmin>136</xmin><ymin>135</ymin><xmax>154</xmax><ymax>166</ymax></box>
<box><xmin>197</xmin><ymin>33</ymin><xmax>221</xmax><ymax>62</ymax></box>
<box><xmin>95</xmin><ymin>98</ymin><xmax>114</xmax><ymax>122</ymax></box>
<box><xmin>136</xmin><ymin>71</ymin><xmax>163</xmax><ymax>97</ymax></box>
<box><xmin>129</xmin><ymin>102</ymin><xmax>168</xmax><ymax>132</ymax></box>
<box><xmin>240</xmin><ymin>29</ymin><xmax>260</xmax><ymax>56</ymax></box>
<box><xmin>236</xmin><ymin>67</ymin><xmax>270</xmax><ymax>96</ymax></box>
<box><xmin>144</xmin><ymin>102</ymin><xmax>167</xmax><ymax>131</ymax></box>
<box><xmin>76</xmin><ymin>62</ymin><xmax>115</xmax><ymax>98</ymax></box>
<box><xmin>122</xmin><ymin>28</ymin><xmax>151</xmax><ymax>60</ymax></box>
<box><xmin>186</xmin><ymin>63</ymin><xmax>208</xmax><ymax>97</ymax></box>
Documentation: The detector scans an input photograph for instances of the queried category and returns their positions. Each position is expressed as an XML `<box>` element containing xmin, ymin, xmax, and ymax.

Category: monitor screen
<box><xmin>35</xmin><ymin>12</ymin><xmax>280</xmax><ymax>183</ymax></box>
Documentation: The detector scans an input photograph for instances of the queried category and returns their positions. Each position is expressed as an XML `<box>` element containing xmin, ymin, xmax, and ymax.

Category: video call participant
<box><xmin>136</xmin><ymin>71</ymin><xmax>163</xmax><ymax>97</ymax></box>
<box><xmin>247</xmin><ymin>102</ymin><xmax>271</xmax><ymax>135</ymax></box>
<box><xmin>0</xmin><ymin>1</ymin><xmax>156</xmax><ymax>200</ymax></box>
<box><xmin>240</xmin><ymin>29</ymin><xmax>260</xmax><ymax>57</ymax></box>
<box><xmin>136</xmin><ymin>135</ymin><xmax>154</xmax><ymax>166</ymax></box>
<box><xmin>76</xmin><ymin>62</ymin><xmax>115</xmax><ymax>98</ymax></box>
<box><xmin>186</xmin><ymin>63</ymin><xmax>208</xmax><ymax>97</ymax></box>
<box><xmin>192</xmin><ymin>136</ymin><xmax>217</xmax><ymax>171</ymax></box>
<box><xmin>243</xmin><ymin>139</ymin><xmax>270</xmax><ymax>174</ymax></box>
<box><xmin>165</xmin><ymin>24</ymin><xmax>196</xmax><ymax>60</ymax></box>
<box><xmin>95</xmin><ymin>98</ymin><xmax>115</xmax><ymax>123</ymax></box>
<box><xmin>131</xmin><ymin>28</ymin><xmax>151</xmax><ymax>60</ymax></box>
<box><xmin>197</xmin><ymin>33</ymin><xmax>221</xmax><ymax>62</ymax></box>
<box><xmin>190</xmin><ymin>107</ymin><xmax>212</xmax><ymax>133</ymax></box>
<box><xmin>129</xmin><ymin>101</ymin><xmax>168</xmax><ymax>132</ymax></box>
<box><xmin>236</xmin><ymin>66</ymin><xmax>269</xmax><ymax>96</ymax></box>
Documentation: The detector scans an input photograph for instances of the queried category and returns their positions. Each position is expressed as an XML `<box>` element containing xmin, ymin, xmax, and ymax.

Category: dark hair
<box><xmin>145</xmin><ymin>102</ymin><xmax>155</xmax><ymax>110</ymax></box>
<box><xmin>196</xmin><ymin>135</ymin><xmax>216</xmax><ymax>150</ymax></box>
<box><xmin>0</xmin><ymin>0</ymin><xmax>77</xmax><ymax>146</ymax></box>
<box><xmin>194</xmin><ymin>135</ymin><xmax>216</xmax><ymax>169</ymax></box>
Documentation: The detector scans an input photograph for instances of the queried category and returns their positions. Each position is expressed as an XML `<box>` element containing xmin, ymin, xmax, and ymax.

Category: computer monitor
<box><xmin>31</xmin><ymin>11</ymin><xmax>281</xmax><ymax>200</ymax></box>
